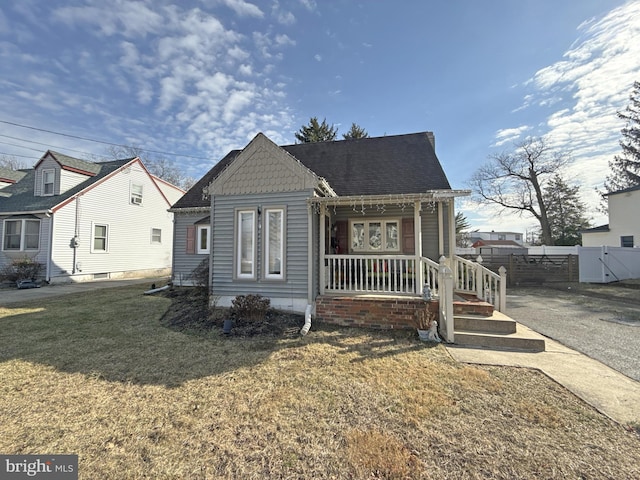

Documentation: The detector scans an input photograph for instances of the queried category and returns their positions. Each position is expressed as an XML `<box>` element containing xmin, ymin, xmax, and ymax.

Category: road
<box><xmin>506</xmin><ymin>287</ymin><xmax>640</xmax><ymax>382</ymax></box>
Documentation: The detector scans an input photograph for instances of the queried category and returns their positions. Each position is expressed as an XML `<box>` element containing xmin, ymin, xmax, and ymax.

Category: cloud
<box><xmin>220</xmin><ymin>0</ymin><xmax>263</xmax><ymax>18</ymax></box>
<box><xmin>493</xmin><ymin>126</ymin><xmax>531</xmax><ymax>147</ymax></box>
<box><xmin>298</xmin><ymin>0</ymin><xmax>317</xmax><ymax>11</ymax></box>
<box><xmin>314</xmin><ymin>54</ymin><xmax>322</xmax><ymax>62</ymax></box>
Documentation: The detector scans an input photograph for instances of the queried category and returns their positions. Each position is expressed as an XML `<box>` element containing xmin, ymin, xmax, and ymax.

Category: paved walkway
<box><xmin>447</xmin><ymin>320</ymin><xmax>640</xmax><ymax>426</ymax></box>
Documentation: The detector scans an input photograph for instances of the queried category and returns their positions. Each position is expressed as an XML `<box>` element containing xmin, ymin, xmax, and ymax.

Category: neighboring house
<box><xmin>471</xmin><ymin>239</ymin><xmax>527</xmax><ymax>257</ymax></box>
<box><xmin>469</xmin><ymin>231</ymin><xmax>524</xmax><ymax>245</ymax></box>
<box><xmin>581</xmin><ymin>184</ymin><xmax>640</xmax><ymax>248</ymax></box>
<box><xmin>0</xmin><ymin>150</ymin><xmax>184</xmax><ymax>283</ymax></box>
<box><xmin>0</xmin><ymin>167</ymin><xmax>27</xmax><ymax>190</ymax></box>
<box><xmin>172</xmin><ymin>132</ymin><xmax>508</xmax><ymax>340</ymax></box>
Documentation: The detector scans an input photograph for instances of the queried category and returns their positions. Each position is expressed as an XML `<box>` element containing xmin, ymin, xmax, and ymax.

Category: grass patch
<box><xmin>0</xmin><ymin>286</ymin><xmax>638</xmax><ymax>479</ymax></box>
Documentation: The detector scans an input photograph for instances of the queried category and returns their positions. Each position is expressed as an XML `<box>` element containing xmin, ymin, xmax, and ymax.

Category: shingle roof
<box><xmin>170</xmin><ymin>150</ymin><xmax>240</xmax><ymax>209</ymax></box>
<box><xmin>606</xmin><ymin>184</ymin><xmax>640</xmax><ymax>196</ymax></box>
<box><xmin>37</xmin><ymin>151</ymin><xmax>102</xmax><ymax>176</ymax></box>
<box><xmin>282</xmin><ymin>132</ymin><xmax>450</xmax><ymax>196</ymax></box>
<box><xmin>0</xmin><ymin>159</ymin><xmax>131</xmax><ymax>213</ymax></box>
<box><xmin>0</xmin><ymin>167</ymin><xmax>27</xmax><ymax>183</ymax></box>
<box><xmin>472</xmin><ymin>239</ymin><xmax>524</xmax><ymax>248</ymax></box>
<box><xmin>581</xmin><ymin>224</ymin><xmax>610</xmax><ymax>233</ymax></box>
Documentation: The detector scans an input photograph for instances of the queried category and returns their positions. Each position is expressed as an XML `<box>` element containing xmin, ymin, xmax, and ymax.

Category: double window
<box><xmin>234</xmin><ymin>207</ymin><xmax>285</xmax><ymax>280</ymax></box>
<box><xmin>350</xmin><ymin>219</ymin><xmax>399</xmax><ymax>252</ymax></box>
<box><xmin>3</xmin><ymin>219</ymin><xmax>40</xmax><ymax>251</ymax></box>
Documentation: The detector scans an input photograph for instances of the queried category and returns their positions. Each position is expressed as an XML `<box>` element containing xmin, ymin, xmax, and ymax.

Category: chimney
<box><xmin>425</xmin><ymin>132</ymin><xmax>435</xmax><ymax>151</ymax></box>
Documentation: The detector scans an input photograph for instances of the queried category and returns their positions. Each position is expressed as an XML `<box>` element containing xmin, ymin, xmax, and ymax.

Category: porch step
<box><xmin>453</xmin><ymin>312</ymin><xmax>545</xmax><ymax>352</ymax></box>
<box><xmin>453</xmin><ymin>294</ymin><xmax>494</xmax><ymax>317</ymax></box>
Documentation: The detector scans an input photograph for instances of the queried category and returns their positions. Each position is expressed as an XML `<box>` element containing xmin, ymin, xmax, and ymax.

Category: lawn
<box><xmin>0</xmin><ymin>286</ymin><xmax>638</xmax><ymax>479</ymax></box>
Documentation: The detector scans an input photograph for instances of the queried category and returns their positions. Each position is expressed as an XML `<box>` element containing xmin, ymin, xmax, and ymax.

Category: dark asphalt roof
<box><xmin>38</xmin><ymin>151</ymin><xmax>103</xmax><ymax>175</ymax></box>
<box><xmin>581</xmin><ymin>224</ymin><xmax>610</xmax><ymax>233</ymax></box>
<box><xmin>172</xmin><ymin>132</ymin><xmax>451</xmax><ymax>209</ymax></box>
<box><xmin>0</xmin><ymin>159</ymin><xmax>131</xmax><ymax>213</ymax></box>
<box><xmin>0</xmin><ymin>167</ymin><xmax>27</xmax><ymax>183</ymax></box>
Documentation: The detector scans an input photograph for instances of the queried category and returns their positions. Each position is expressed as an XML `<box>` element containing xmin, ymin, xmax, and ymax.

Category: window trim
<box><xmin>130</xmin><ymin>183</ymin><xmax>143</xmax><ymax>205</ymax></box>
<box><xmin>234</xmin><ymin>209</ymin><xmax>257</xmax><ymax>280</ymax></box>
<box><xmin>151</xmin><ymin>228</ymin><xmax>162</xmax><ymax>244</ymax></box>
<box><xmin>264</xmin><ymin>206</ymin><xmax>286</xmax><ymax>281</ymax></box>
<box><xmin>42</xmin><ymin>169</ymin><xmax>55</xmax><ymax>196</ymax></box>
<box><xmin>349</xmin><ymin>218</ymin><xmax>401</xmax><ymax>253</ymax></box>
<box><xmin>2</xmin><ymin>219</ymin><xmax>41</xmax><ymax>251</ymax></box>
<box><xmin>91</xmin><ymin>223</ymin><xmax>109</xmax><ymax>253</ymax></box>
<box><xmin>196</xmin><ymin>225</ymin><xmax>210</xmax><ymax>254</ymax></box>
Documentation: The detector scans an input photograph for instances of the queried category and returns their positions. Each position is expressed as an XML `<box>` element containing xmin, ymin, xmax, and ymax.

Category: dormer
<box><xmin>33</xmin><ymin>151</ymin><xmax>101</xmax><ymax>197</ymax></box>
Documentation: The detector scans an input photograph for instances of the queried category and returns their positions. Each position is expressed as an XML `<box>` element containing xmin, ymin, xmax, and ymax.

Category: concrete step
<box><xmin>454</xmin><ymin>314</ymin><xmax>517</xmax><ymax>334</ymax></box>
<box><xmin>454</xmin><ymin>322</ymin><xmax>546</xmax><ymax>352</ymax></box>
<box><xmin>453</xmin><ymin>293</ymin><xmax>494</xmax><ymax>317</ymax></box>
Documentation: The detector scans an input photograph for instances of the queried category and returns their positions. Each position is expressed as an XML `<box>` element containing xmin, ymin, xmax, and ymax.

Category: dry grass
<box><xmin>1</xmin><ymin>286</ymin><xmax>639</xmax><ymax>479</ymax></box>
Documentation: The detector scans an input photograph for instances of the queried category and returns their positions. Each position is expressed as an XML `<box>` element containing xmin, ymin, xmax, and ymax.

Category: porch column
<box><xmin>437</xmin><ymin>201</ymin><xmax>444</xmax><ymax>257</ymax></box>
<box><xmin>448</xmin><ymin>199</ymin><xmax>456</xmax><ymax>261</ymax></box>
<box><xmin>319</xmin><ymin>203</ymin><xmax>326</xmax><ymax>295</ymax></box>
<box><xmin>414</xmin><ymin>200</ymin><xmax>423</xmax><ymax>292</ymax></box>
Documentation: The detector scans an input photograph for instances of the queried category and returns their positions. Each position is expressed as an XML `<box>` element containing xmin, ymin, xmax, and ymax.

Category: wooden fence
<box><xmin>460</xmin><ymin>254</ymin><xmax>579</xmax><ymax>286</ymax></box>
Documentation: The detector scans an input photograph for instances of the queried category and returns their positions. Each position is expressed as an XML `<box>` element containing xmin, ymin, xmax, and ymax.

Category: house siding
<box><xmin>172</xmin><ymin>210</ymin><xmax>211</xmax><ymax>286</ymax></box>
<box><xmin>211</xmin><ymin>190</ymin><xmax>312</xmax><ymax>312</ymax></box>
<box><xmin>34</xmin><ymin>157</ymin><xmax>59</xmax><ymax>196</ymax></box>
<box><xmin>47</xmin><ymin>161</ymin><xmax>174</xmax><ymax>282</ymax></box>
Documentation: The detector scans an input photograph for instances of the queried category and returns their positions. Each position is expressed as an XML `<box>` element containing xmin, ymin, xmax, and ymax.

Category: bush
<box><xmin>190</xmin><ymin>258</ymin><xmax>209</xmax><ymax>290</ymax></box>
<box><xmin>0</xmin><ymin>258</ymin><xmax>43</xmax><ymax>283</ymax></box>
<box><xmin>230</xmin><ymin>294</ymin><xmax>270</xmax><ymax>322</ymax></box>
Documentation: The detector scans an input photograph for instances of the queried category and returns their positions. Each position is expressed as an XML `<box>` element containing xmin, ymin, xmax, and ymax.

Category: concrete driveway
<box><xmin>506</xmin><ymin>286</ymin><xmax>640</xmax><ymax>382</ymax></box>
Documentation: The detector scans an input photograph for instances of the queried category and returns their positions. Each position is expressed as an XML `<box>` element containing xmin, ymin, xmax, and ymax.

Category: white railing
<box><xmin>325</xmin><ymin>254</ymin><xmax>427</xmax><ymax>295</ymax></box>
<box><xmin>454</xmin><ymin>255</ymin><xmax>507</xmax><ymax>312</ymax></box>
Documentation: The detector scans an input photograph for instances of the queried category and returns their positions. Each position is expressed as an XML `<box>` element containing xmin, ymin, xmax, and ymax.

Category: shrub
<box><xmin>190</xmin><ymin>258</ymin><xmax>209</xmax><ymax>290</ymax></box>
<box><xmin>230</xmin><ymin>294</ymin><xmax>270</xmax><ymax>322</ymax></box>
<box><xmin>0</xmin><ymin>258</ymin><xmax>43</xmax><ymax>283</ymax></box>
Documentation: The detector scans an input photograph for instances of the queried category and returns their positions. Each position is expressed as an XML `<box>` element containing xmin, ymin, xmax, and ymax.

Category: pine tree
<box><xmin>294</xmin><ymin>117</ymin><xmax>338</xmax><ymax>143</ymax></box>
<box><xmin>603</xmin><ymin>80</ymin><xmax>640</xmax><ymax>193</ymax></box>
<box><xmin>342</xmin><ymin>123</ymin><xmax>369</xmax><ymax>140</ymax></box>
<box><xmin>543</xmin><ymin>175</ymin><xmax>591</xmax><ymax>246</ymax></box>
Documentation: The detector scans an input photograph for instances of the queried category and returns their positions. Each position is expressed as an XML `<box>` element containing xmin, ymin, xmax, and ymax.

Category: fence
<box><xmin>578</xmin><ymin>246</ymin><xmax>640</xmax><ymax>283</ymax></box>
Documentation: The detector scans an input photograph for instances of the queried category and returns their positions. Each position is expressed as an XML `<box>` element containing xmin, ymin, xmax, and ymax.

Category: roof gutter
<box><xmin>307</xmin><ymin>189</ymin><xmax>471</xmax><ymax>206</ymax></box>
<box><xmin>0</xmin><ymin>209</ymin><xmax>53</xmax><ymax>216</ymax></box>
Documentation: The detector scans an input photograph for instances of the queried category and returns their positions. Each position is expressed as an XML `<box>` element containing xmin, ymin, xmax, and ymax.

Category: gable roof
<box><xmin>35</xmin><ymin>150</ymin><xmax>102</xmax><ymax>176</ymax></box>
<box><xmin>282</xmin><ymin>132</ymin><xmax>451</xmax><ymax>196</ymax></box>
<box><xmin>472</xmin><ymin>239</ymin><xmax>524</xmax><ymax>248</ymax></box>
<box><xmin>605</xmin><ymin>183</ymin><xmax>640</xmax><ymax>196</ymax></box>
<box><xmin>0</xmin><ymin>159</ymin><xmax>132</xmax><ymax>214</ymax></box>
<box><xmin>170</xmin><ymin>149</ymin><xmax>240</xmax><ymax>210</ymax></box>
<box><xmin>0</xmin><ymin>167</ymin><xmax>27</xmax><ymax>184</ymax></box>
<box><xmin>581</xmin><ymin>224</ymin><xmax>610</xmax><ymax>233</ymax></box>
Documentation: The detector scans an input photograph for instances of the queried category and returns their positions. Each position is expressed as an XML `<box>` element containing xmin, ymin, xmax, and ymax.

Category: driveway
<box><xmin>506</xmin><ymin>286</ymin><xmax>640</xmax><ymax>382</ymax></box>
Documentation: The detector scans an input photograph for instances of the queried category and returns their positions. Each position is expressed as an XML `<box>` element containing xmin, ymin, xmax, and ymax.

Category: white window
<box><xmin>196</xmin><ymin>225</ymin><xmax>210</xmax><ymax>254</ymax></box>
<box><xmin>42</xmin><ymin>170</ymin><xmax>55</xmax><ymax>196</ymax></box>
<box><xmin>350</xmin><ymin>219</ymin><xmax>400</xmax><ymax>252</ymax></box>
<box><xmin>235</xmin><ymin>210</ymin><xmax>256</xmax><ymax>279</ymax></box>
<box><xmin>92</xmin><ymin>224</ymin><xmax>109</xmax><ymax>252</ymax></box>
<box><xmin>151</xmin><ymin>228</ymin><xmax>162</xmax><ymax>244</ymax></box>
<box><xmin>131</xmin><ymin>183</ymin><xmax>143</xmax><ymax>205</ymax></box>
<box><xmin>3</xmin><ymin>219</ymin><xmax>40</xmax><ymax>251</ymax></box>
<box><xmin>264</xmin><ymin>208</ymin><xmax>285</xmax><ymax>280</ymax></box>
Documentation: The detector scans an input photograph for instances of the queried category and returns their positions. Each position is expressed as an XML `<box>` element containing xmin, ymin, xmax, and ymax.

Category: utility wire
<box><xmin>0</xmin><ymin>133</ymin><xmax>99</xmax><ymax>157</ymax></box>
<box><xmin>0</xmin><ymin>119</ymin><xmax>210</xmax><ymax>160</ymax></box>
<box><xmin>0</xmin><ymin>151</ymin><xmax>39</xmax><ymax>160</ymax></box>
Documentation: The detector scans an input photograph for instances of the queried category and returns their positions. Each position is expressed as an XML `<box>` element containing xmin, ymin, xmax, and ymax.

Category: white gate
<box><xmin>579</xmin><ymin>246</ymin><xmax>640</xmax><ymax>283</ymax></box>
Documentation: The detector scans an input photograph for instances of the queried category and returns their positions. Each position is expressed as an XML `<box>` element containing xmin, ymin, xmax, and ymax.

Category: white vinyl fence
<box><xmin>578</xmin><ymin>246</ymin><xmax>640</xmax><ymax>283</ymax></box>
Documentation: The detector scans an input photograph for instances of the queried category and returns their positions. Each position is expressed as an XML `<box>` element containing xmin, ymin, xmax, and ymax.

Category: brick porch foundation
<box><xmin>315</xmin><ymin>295</ymin><xmax>437</xmax><ymax>330</ymax></box>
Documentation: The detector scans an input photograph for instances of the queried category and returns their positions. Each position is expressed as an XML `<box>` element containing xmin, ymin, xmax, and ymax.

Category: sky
<box><xmin>1</xmin><ymin>0</ymin><xmax>639</xmax><ymax>237</ymax></box>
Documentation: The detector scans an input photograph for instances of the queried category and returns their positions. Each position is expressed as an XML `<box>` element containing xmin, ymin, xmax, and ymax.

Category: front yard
<box><xmin>0</xmin><ymin>286</ymin><xmax>638</xmax><ymax>479</ymax></box>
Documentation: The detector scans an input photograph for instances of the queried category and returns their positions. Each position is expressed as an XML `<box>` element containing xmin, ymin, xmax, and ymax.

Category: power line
<box><xmin>0</xmin><ymin>119</ymin><xmax>211</xmax><ymax>161</ymax></box>
<box><xmin>0</xmin><ymin>133</ymin><xmax>99</xmax><ymax>157</ymax></box>
<box><xmin>0</xmin><ymin>151</ymin><xmax>39</xmax><ymax>160</ymax></box>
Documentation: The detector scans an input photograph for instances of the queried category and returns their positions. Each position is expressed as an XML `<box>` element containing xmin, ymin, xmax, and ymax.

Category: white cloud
<box><xmin>314</xmin><ymin>54</ymin><xmax>322</xmax><ymax>62</ymax></box>
<box><xmin>220</xmin><ymin>0</ymin><xmax>263</xmax><ymax>18</ymax></box>
<box><xmin>493</xmin><ymin>126</ymin><xmax>531</xmax><ymax>147</ymax></box>
<box><xmin>298</xmin><ymin>0</ymin><xmax>317</xmax><ymax>11</ymax></box>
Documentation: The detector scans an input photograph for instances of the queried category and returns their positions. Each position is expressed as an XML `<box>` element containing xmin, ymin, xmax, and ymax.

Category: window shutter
<box><xmin>186</xmin><ymin>226</ymin><xmax>195</xmax><ymax>254</ymax></box>
<box><xmin>335</xmin><ymin>221</ymin><xmax>348</xmax><ymax>254</ymax></box>
<box><xmin>402</xmin><ymin>218</ymin><xmax>415</xmax><ymax>254</ymax></box>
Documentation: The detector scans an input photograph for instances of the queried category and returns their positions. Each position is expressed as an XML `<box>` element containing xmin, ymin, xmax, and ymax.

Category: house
<box><xmin>0</xmin><ymin>167</ymin><xmax>27</xmax><ymax>190</ymax></box>
<box><xmin>581</xmin><ymin>184</ymin><xmax>640</xmax><ymax>248</ymax></box>
<box><xmin>172</xmin><ymin>132</ymin><xmax>508</xmax><ymax>342</ymax></box>
<box><xmin>469</xmin><ymin>231</ymin><xmax>524</xmax><ymax>246</ymax></box>
<box><xmin>0</xmin><ymin>150</ymin><xmax>184</xmax><ymax>283</ymax></box>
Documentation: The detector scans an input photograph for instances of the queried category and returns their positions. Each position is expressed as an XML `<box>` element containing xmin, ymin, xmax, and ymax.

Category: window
<box><xmin>131</xmin><ymin>183</ymin><xmax>143</xmax><ymax>205</ymax></box>
<box><xmin>3</xmin><ymin>219</ymin><xmax>40</xmax><ymax>251</ymax></box>
<box><xmin>621</xmin><ymin>236</ymin><xmax>634</xmax><ymax>248</ymax></box>
<box><xmin>265</xmin><ymin>208</ymin><xmax>285</xmax><ymax>280</ymax></box>
<box><xmin>151</xmin><ymin>228</ymin><xmax>162</xmax><ymax>244</ymax></box>
<box><xmin>196</xmin><ymin>225</ymin><xmax>210</xmax><ymax>254</ymax></box>
<box><xmin>235</xmin><ymin>210</ymin><xmax>256</xmax><ymax>279</ymax></box>
<box><xmin>350</xmin><ymin>219</ymin><xmax>400</xmax><ymax>252</ymax></box>
<box><xmin>498</xmin><ymin>234</ymin><xmax>506</xmax><ymax>241</ymax></box>
<box><xmin>92</xmin><ymin>224</ymin><xmax>108</xmax><ymax>252</ymax></box>
<box><xmin>42</xmin><ymin>170</ymin><xmax>55</xmax><ymax>196</ymax></box>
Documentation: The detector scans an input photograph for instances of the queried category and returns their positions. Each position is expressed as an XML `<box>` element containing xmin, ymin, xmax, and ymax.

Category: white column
<box><xmin>319</xmin><ymin>203</ymin><xmax>326</xmax><ymax>295</ymax></box>
<box><xmin>414</xmin><ymin>200</ymin><xmax>423</xmax><ymax>293</ymax></box>
<box><xmin>437</xmin><ymin>201</ymin><xmax>444</xmax><ymax>257</ymax></box>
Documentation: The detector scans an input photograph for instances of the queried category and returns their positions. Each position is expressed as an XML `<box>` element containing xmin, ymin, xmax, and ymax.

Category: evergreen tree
<box><xmin>455</xmin><ymin>211</ymin><xmax>474</xmax><ymax>247</ymax></box>
<box><xmin>603</xmin><ymin>80</ymin><xmax>640</xmax><ymax>193</ymax></box>
<box><xmin>543</xmin><ymin>175</ymin><xmax>591</xmax><ymax>246</ymax></box>
<box><xmin>342</xmin><ymin>123</ymin><xmax>369</xmax><ymax>140</ymax></box>
<box><xmin>294</xmin><ymin>117</ymin><xmax>338</xmax><ymax>143</ymax></box>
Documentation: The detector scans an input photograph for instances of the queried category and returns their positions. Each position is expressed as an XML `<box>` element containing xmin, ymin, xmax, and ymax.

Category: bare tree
<box><xmin>469</xmin><ymin>137</ymin><xmax>571</xmax><ymax>246</ymax></box>
<box><xmin>0</xmin><ymin>155</ymin><xmax>29</xmax><ymax>170</ymax></box>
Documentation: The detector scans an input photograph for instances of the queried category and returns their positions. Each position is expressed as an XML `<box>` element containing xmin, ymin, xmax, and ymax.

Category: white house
<box><xmin>581</xmin><ymin>184</ymin><xmax>640</xmax><ymax>248</ymax></box>
<box><xmin>0</xmin><ymin>150</ymin><xmax>184</xmax><ymax>283</ymax></box>
<box><xmin>469</xmin><ymin>231</ymin><xmax>524</xmax><ymax>245</ymax></box>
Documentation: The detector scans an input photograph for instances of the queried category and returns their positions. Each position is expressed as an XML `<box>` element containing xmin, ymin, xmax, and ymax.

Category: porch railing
<box><xmin>324</xmin><ymin>254</ymin><xmax>440</xmax><ymax>295</ymax></box>
<box><xmin>454</xmin><ymin>255</ymin><xmax>507</xmax><ymax>312</ymax></box>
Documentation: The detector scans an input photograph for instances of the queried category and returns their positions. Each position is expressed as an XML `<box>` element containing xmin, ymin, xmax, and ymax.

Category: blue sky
<box><xmin>1</xmin><ymin>0</ymin><xmax>639</xmax><ymax>235</ymax></box>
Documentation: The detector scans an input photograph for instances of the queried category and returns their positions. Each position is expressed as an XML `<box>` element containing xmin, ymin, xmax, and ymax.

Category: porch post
<box><xmin>437</xmin><ymin>201</ymin><xmax>444</xmax><ymax>257</ymax></box>
<box><xmin>319</xmin><ymin>203</ymin><xmax>326</xmax><ymax>295</ymax></box>
<box><xmin>414</xmin><ymin>200</ymin><xmax>423</xmax><ymax>293</ymax></box>
<box><xmin>448</xmin><ymin>199</ymin><xmax>456</xmax><ymax>262</ymax></box>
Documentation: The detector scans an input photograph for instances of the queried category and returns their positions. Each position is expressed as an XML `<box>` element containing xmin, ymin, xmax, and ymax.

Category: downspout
<box><xmin>208</xmin><ymin>192</ymin><xmax>215</xmax><ymax>302</ymax></box>
<box><xmin>301</xmin><ymin>202</ymin><xmax>314</xmax><ymax>335</ymax></box>
<box><xmin>72</xmin><ymin>196</ymin><xmax>80</xmax><ymax>275</ymax></box>
<box><xmin>46</xmin><ymin>209</ymin><xmax>54</xmax><ymax>282</ymax></box>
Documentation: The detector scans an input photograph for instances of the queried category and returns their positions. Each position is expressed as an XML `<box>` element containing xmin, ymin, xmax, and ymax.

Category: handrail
<box><xmin>454</xmin><ymin>255</ymin><xmax>507</xmax><ymax>312</ymax></box>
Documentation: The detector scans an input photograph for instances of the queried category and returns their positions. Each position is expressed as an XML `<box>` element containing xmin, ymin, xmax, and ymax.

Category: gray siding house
<box><xmin>170</xmin><ymin>131</ymin><xmax>505</xmax><ymax>338</ymax></box>
<box><xmin>0</xmin><ymin>150</ymin><xmax>184</xmax><ymax>283</ymax></box>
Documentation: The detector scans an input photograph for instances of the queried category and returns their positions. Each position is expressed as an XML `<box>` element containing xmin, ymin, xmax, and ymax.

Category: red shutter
<box><xmin>402</xmin><ymin>218</ymin><xmax>415</xmax><ymax>254</ymax></box>
<box><xmin>186</xmin><ymin>226</ymin><xmax>196</xmax><ymax>254</ymax></box>
<box><xmin>335</xmin><ymin>221</ymin><xmax>348</xmax><ymax>254</ymax></box>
